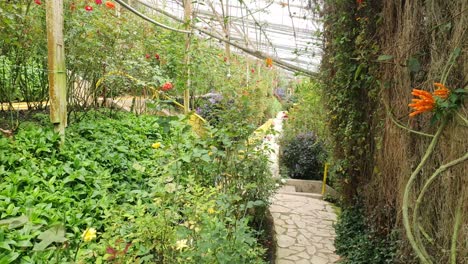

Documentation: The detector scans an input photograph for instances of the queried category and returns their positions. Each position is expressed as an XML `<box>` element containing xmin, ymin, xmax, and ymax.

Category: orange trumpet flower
<box><xmin>408</xmin><ymin>89</ymin><xmax>435</xmax><ymax>117</ymax></box>
<box><xmin>433</xmin><ymin>82</ymin><xmax>450</xmax><ymax>99</ymax></box>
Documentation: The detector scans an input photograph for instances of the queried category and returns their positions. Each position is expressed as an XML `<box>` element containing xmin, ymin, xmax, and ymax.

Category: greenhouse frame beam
<box><xmin>135</xmin><ymin>0</ymin><xmax>317</xmax><ymax>76</ymax></box>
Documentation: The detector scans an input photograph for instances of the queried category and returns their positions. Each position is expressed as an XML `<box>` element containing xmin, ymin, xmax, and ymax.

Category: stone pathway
<box><xmin>271</xmin><ymin>192</ymin><xmax>340</xmax><ymax>264</ymax></box>
<box><xmin>266</xmin><ymin>112</ymin><xmax>340</xmax><ymax>264</ymax></box>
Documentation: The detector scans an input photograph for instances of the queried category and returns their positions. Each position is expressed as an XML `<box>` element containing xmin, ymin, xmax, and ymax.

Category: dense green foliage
<box><xmin>0</xmin><ymin>0</ymin><xmax>280</xmax><ymax>124</ymax></box>
<box><xmin>282</xmin><ymin>80</ymin><xmax>328</xmax><ymax>142</ymax></box>
<box><xmin>279</xmin><ymin>79</ymin><xmax>329</xmax><ymax>181</ymax></box>
<box><xmin>321</xmin><ymin>0</ymin><xmax>380</xmax><ymax>200</ymax></box>
<box><xmin>0</xmin><ymin>112</ymin><xmax>275</xmax><ymax>263</ymax></box>
<box><xmin>334</xmin><ymin>206</ymin><xmax>397</xmax><ymax>264</ymax></box>
<box><xmin>281</xmin><ymin>132</ymin><xmax>326</xmax><ymax>180</ymax></box>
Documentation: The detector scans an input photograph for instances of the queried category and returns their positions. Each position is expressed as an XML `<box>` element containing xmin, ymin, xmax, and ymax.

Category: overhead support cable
<box><xmin>237</xmin><ymin>0</ymin><xmax>279</xmax><ymax>57</ymax></box>
<box><xmin>114</xmin><ymin>0</ymin><xmax>190</xmax><ymax>33</ymax></box>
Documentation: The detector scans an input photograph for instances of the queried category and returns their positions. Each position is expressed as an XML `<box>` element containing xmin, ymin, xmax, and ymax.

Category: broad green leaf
<box><xmin>16</xmin><ymin>240</ymin><xmax>33</xmax><ymax>248</ymax></box>
<box><xmin>0</xmin><ymin>252</ymin><xmax>20</xmax><ymax>264</ymax></box>
<box><xmin>354</xmin><ymin>63</ymin><xmax>364</xmax><ymax>80</ymax></box>
<box><xmin>407</xmin><ymin>57</ymin><xmax>421</xmax><ymax>73</ymax></box>
<box><xmin>0</xmin><ymin>241</ymin><xmax>12</xmax><ymax>250</ymax></box>
<box><xmin>0</xmin><ymin>215</ymin><xmax>28</xmax><ymax>229</ymax></box>
<box><xmin>33</xmin><ymin>225</ymin><xmax>67</xmax><ymax>251</ymax></box>
<box><xmin>377</xmin><ymin>55</ymin><xmax>394</xmax><ymax>61</ymax></box>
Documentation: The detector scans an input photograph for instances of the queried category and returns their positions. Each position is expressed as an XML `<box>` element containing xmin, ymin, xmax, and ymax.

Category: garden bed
<box><xmin>0</xmin><ymin>111</ymin><xmax>276</xmax><ymax>263</ymax></box>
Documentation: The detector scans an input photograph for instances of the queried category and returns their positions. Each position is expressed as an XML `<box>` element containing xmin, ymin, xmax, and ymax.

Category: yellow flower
<box><xmin>175</xmin><ymin>239</ymin><xmax>189</xmax><ymax>250</ymax></box>
<box><xmin>207</xmin><ymin>207</ymin><xmax>216</xmax><ymax>214</ymax></box>
<box><xmin>81</xmin><ymin>228</ymin><xmax>97</xmax><ymax>242</ymax></box>
<box><xmin>152</xmin><ymin>142</ymin><xmax>161</xmax><ymax>149</ymax></box>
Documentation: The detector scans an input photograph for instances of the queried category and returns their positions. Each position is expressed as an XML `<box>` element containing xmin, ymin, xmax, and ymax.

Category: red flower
<box><xmin>145</xmin><ymin>54</ymin><xmax>150</xmax><ymax>59</ymax></box>
<box><xmin>155</xmin><ymin>54</ymin><xmax>160</xmax><ymax>60</ymax></box>
<box><xmin>105</xmin><ymin>1</ymin><xmax>116</xmax><ymax>9</ymax></box>
<box><xmin>223</xmin><ymin>57</ymin><xmax>228</xmax><ymax>62</ymax></box>
<box><xmin>356</xmin><ymin>0</ymin><xmax>364</xmax><ymax>4</ymax></box>
<box><xmin>34</xmin><ymin>0</ymin><xmax>41</xmax><ymax>5</ymax></box>
<box><xmin>161</xmin><ymin>82</ymin><xmax>173</xmax><ymax>91</ymax></box>
<box><xmin>251</xmin><ymin>69</ymin><xmax>255</xmax><ymax>73</ymax></box>
<box><xmin>85</xmin><ymin>5</ymin><xmax>93</xmax><ymax>11</ymax></box>
<box><xmin>95</xmin><ymin>0</ymin><xmax>103</xmax><ymax>4</ymax></box>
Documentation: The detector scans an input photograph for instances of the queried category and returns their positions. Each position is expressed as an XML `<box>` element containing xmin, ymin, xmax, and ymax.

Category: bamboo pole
<box><xmin>183</xmin><ymin>0</ymin><xmax>192</xmax><ymax>113</ymax></box>
<box><xmin>46</xmin><ymin>0</ymin><xmax>67</xmax><ymax>144</ymax></box>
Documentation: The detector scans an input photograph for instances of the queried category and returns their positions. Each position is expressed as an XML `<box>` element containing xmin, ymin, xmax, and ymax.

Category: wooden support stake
<box><xmin>183</xmin><ymin>0</ymin><xmax>192</xmax><ymax>113</ymax></box>
<box><xmin>46</xmin><ymin>0</ymin><xmax>67</xmax><ymax>143</ymax></box>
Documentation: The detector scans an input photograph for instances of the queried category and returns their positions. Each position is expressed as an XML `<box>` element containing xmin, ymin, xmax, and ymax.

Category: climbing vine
<box><xmin>321</xmin><ymin>0</ymin><xmax>381</xmax><ymax>202</ymax></box>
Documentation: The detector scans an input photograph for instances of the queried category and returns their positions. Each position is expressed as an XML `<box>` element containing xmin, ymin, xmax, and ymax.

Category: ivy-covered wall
<box><xmin>321</xmin><ymin>0</ymin><xmax>467</xmax><ymax>263</ymax></box>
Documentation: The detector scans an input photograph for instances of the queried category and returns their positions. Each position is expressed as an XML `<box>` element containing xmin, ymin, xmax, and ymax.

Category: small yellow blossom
<box><xmin>81</xmin><ymin>228</ymin><xmax>97</xmax><ymax>242</ymax></box>
<box><xmin>175</xmin><ymin>239</ymin><xmax>189</xmax><ymax>250</ymax></box>
<box><xmin>152</xmin><ymin>142</ymin><xmax>161</xmax><ymax>149</ymax></box>
<box><xmin>207</xmin><ymin>207</ymin><xmax>216</xmax><ymax>214</ymax></box>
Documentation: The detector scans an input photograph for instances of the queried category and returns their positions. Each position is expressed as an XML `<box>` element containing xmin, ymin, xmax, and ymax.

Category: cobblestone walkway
<box><xmin>270</xmin><ymin>192</ymin><xmax>340</xmax><ymax>264</ymax></box>
<box><xmin>266</xmin><ymin>112</ymin><xmax>340</xmax><ymax>264</ymax></box>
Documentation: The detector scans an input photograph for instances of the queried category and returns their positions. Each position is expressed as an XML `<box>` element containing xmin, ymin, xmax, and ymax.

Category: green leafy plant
<box><xmin>281</xmin><ymin>132</ymin><xmax>327</xmax><ymax>180</ymax></box>
<box><xmin>334</xmin><ymin>205</ymin><xmax>397</xmax><ymax>264</ymax></box>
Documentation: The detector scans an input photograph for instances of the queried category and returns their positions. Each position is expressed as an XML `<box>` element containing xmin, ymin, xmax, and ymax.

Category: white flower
<box><xmin>275</xmin><ymin>183</ymin><xmax>280</xmax><ymax>187</ymax></box>
<box><xmin>280</xmin><ymin>179</ymin><xmax>287</xmax><ymax>184</ymax></box>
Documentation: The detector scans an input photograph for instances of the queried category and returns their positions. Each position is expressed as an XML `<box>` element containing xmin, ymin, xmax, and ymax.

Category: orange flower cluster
<box><xmin>265</xmin><ymin>58</ymin><xmax>273</xmax><ymax>68</ymax></box>
<box><xmin>408</xmin><ymin>83</ymin><xmax>451</xmax><ymax>117</ymax></box>
<box><xmin>433</xmin><ymin>82</ymin><xmax>450</xmax><ymax>99</ymax></box>
<box><xmin>409</xmin><ymin>89</ymin><xmax>435</xmax><ymax>117</ymax></box>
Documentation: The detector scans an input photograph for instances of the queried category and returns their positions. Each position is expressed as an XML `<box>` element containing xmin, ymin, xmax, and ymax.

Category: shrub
<box><xmin>334</xmin><ymin>205</ymin><xmax>397</xmax><ymax>264</ymax></box>
<box><xmin>281</xmin><ymin>132</ymin><xmax>327</xmax><ymax>180</ymax></box>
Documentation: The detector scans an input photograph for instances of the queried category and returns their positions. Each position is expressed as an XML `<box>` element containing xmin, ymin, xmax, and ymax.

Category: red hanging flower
<box><xmin>95</xmin><ymin>0</ymin><xmax>103</xmax><ymax>4</ymax></box>
<box><xmin>105</xmin><ymin>1</ymin><xmax>116</xmax><ymax>9</ymax></box>
<box><xmin>34</xmin><ymin>0</ymin><xmax>41</xmax><ymax>5</ymax></box>
<box><xmin>155</xmin><ymin>54</ymin><xmax>160</xmax><ymax>60</ymax></box>
<box><xmin>85</xmin><ymin>5</ymin><xmax>93</xmax><ymax>11</ymax></box>
<box><xmin>161</xmin><ymin>82</ymin><xmax>173</xmax><ymax>91</ymax></box>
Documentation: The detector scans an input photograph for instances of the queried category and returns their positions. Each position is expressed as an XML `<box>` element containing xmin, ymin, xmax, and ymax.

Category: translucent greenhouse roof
<box><xmin>139</xmin><ymin>0</ymin><xmax>322</xmax><ymax>73</ymax></box>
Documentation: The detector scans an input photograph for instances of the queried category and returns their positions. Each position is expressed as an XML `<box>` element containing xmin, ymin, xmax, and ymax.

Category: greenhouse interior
<box><xmin>0</xmin><ymin>0</ymin><xmax>466</xmax><ymax>263</ymax></box>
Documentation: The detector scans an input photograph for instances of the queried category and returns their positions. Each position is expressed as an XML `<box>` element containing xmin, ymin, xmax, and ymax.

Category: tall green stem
<box><xmin>412</xmin><ymin>152</ymin><xmax>468</xmax><ymax>262</ymax></box>
<box><xmin>402</xmin><ymin>119</ymin><xmax>448</xmax><ymax>264</ymax></box>
<box><xmin>450</xmin><ymin>198</ymin><xmax>463</xmax><ymax>264</ymax></box>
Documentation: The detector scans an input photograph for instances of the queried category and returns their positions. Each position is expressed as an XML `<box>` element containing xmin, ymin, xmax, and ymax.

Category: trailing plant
<box><xmin>321</xmin><ymin>0</ymin><xmax>381</xmax><ymax>201</ymax></box>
